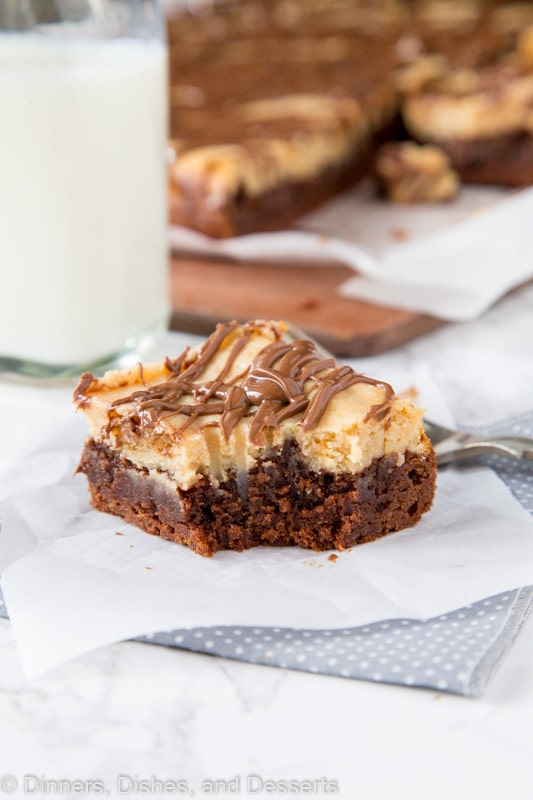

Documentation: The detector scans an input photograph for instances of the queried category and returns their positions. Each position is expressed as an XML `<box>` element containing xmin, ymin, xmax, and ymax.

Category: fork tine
<box><xmin>422</xmin><ymin>419</ymin><xmax>460</xmax><ymax>445</ymax></box>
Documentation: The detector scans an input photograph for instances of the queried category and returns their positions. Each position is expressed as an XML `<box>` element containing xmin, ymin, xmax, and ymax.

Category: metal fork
<box><xmin>422</xmin><ymin>419</ymin><xmax>533</xmax><ymax>466</ymax></box>
<box><xmin>283</xmin><ymin>322</ymin><xmax>533</xmax><ymax>467</ymax></box>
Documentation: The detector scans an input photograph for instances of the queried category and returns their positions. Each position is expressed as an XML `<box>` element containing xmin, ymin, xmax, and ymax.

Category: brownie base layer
<box><xmin>77</xmin><ymin>439</ymin><xmax>436</xmax><ymax>557</ymax></box>
<box><xmin>435</xmin><ymin>132</ymin><xmax>533</xmax><ymax>186</ymax></box>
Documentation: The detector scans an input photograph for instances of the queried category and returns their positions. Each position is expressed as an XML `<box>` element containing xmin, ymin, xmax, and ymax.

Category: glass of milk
<box><xmin>0</xmin><ymin>0</ymin><xmax>169</xmax><ymax>380</ymax></box>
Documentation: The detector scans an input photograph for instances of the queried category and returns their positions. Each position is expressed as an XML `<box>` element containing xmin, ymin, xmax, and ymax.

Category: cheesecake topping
<box><xmin>105</xmin><ymin>321</ymin><xmax>394</xmax><ymax>446</ymax></box>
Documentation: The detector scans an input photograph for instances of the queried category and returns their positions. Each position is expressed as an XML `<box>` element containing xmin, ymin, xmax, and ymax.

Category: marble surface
<box><xmin>1</xmin><ymin>280</ymin><xmax>533</xmax><ymax>799</ymax></box>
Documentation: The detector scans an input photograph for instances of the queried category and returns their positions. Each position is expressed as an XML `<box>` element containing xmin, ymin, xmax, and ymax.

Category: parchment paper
<box><xmin>1</xmin><ymin>351</ymin><xmax>532</xmax><ymax>678</ymax></box>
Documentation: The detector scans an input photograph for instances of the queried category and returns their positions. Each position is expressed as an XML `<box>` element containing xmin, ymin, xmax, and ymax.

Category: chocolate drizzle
<box><xmin>106</xmin><ymin>321</ymin><xmax>394</xmax><ymax>445</ymax></box>
<box><xmin>73</xmin><ymin>372</ymin><xmax>98</xmax><ymax>408</ymax></box>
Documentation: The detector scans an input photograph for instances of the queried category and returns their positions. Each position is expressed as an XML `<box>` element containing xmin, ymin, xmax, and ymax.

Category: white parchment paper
<box><xmin>1</xmin><ymin>345</ymin><xmax>533</xmax><ymax>678</ymax></box>
<box><xmin>169</xmin><ymin>181</ymin><xmax>533</xmax><ymax>322</ymax></box>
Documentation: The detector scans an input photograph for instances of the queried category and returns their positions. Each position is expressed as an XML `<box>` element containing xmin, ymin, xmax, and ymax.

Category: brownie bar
<box><xmin>398</xmin><ymin>12</ymin><xmax>533</xmax><ymax>187</ymax></box>
<box><xmin>165</xmin><ymin>1</ymin><xmax>533</xmax><ymax>237</ymax></box>
<box><xmin>78</xmin><ymin>438</ymin><xmax>436</xmax><ymax>558</ymax></box>
<box><xmin>74</xmin><ymin>320</ymin><xmax>436</xmax><ymax>557</ymax></box>
<box><xmin>169</xmin><ymin>130</ymin><xmax>377</xmax><ymax>239</ymax></box>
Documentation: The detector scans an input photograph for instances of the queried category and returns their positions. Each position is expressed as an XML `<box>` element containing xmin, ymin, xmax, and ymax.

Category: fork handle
<box><xmin>436</xmin><ymin>436</ymin><xmax>533</xmax><ymax>465</ymax></box>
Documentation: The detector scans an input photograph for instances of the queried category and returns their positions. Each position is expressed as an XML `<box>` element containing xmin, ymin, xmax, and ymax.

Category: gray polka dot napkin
<box><xmin>1</xmin><ymin>413</ymin><xmax>532</xmax><ymax>696</ymax></box>
<box><xmin>137</xmin><ymin>589</ymin><xmax>533</xmax><ymax>696</ymax></box>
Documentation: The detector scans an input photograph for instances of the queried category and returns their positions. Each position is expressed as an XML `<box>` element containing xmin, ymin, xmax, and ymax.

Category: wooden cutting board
<box><xmin>169</xmin><ymin>253</ymin><xmax>443</xmax><ymax>356</ymax></box>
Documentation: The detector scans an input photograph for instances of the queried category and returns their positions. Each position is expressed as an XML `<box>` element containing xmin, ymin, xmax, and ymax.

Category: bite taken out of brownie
<box><xmin>74</xmin><ymin>320</ymin><xmax>436</xmax><ymax>557</ymax></box>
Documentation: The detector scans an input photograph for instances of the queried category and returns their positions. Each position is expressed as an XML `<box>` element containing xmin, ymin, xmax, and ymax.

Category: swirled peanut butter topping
<box><xmin>74</xmin><ymin>321</ymin><xmax>430</xmax><ymax>490</ymax></box>
<box><xmin>107</xmin><ymin>321</ymin><xmax>393</xmax><ymax>446</ymax></box>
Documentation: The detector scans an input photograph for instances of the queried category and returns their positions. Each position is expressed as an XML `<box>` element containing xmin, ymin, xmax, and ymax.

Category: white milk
<box><xmin>0</xmin><ymin>34</ymin><xmax>168</xmax><ymax>367</ymax></box>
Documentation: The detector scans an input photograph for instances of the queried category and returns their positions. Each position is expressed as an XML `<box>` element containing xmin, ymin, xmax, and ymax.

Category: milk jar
<box><xmin>0</xmin><ymin>1</ymin><xmax>169</xmax><ymax>379</ymax></box>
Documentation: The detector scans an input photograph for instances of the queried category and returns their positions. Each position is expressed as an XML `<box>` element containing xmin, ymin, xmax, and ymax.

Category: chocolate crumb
<box><xmin>298</xmin><ymin>298</ymin><xmax>319</xmax><ymax>311</ymax></box>
<box><xmin>390</xmin><ymin>227</ymin><xmax>410</xmax><ymax>241</ymax></box>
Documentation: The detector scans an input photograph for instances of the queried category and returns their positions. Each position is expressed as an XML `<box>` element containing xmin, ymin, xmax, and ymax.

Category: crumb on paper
<box><xmin>328</xmin><ymin>553</ymin><xmax>339</xmax><ymax>562</ymax></box>
<box><xmin>145</xmin><ymin>566</ymin><xmax>153</xmax><ymax>571</ymax></box>
<box><xmin>390</xmin><ymin>227</ymin><xmax>410</xmax><ymax>242</ymax></box>
<box><xmin>400</xmin><ymin>384</ymin><xmax>420</xmax><ymax>401</ymax></box>
<box><xmin>303</xmin><ymin>559</ymin><xmax>324</xmax><ymax>568</ymax></box>
<box><xmin>115</xmin><ymin>531</ymin><xmax>124</xmax><ymax>536</ymax></box>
